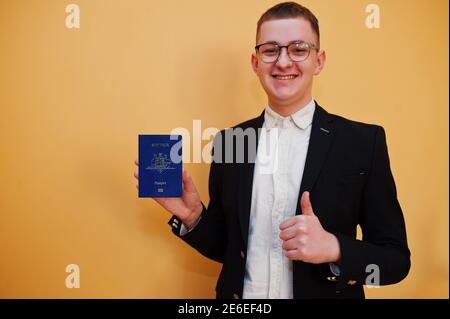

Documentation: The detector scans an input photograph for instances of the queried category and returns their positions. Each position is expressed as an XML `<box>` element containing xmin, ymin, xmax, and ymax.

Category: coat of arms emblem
<box><xmin>146</xmin><ymin>153</ymin><xmax>174</xmax><ymax>173</ymax></box>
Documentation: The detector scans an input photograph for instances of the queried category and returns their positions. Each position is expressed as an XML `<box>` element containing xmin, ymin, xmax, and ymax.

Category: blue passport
<box><xmin>138</xmin><ymin>135</ymin><xmax>182</xmax><ymax>198</ymax></box>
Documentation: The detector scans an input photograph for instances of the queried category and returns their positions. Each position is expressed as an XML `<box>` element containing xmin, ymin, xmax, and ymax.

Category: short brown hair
<box><xmin>256</xmin><ymin>2</ymin><xmax>320</xmax><ymax>48</ymax></box>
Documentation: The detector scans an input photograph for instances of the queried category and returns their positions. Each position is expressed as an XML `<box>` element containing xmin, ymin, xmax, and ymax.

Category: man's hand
<box><xmin>279</xmin><ymin>191</ymin><xmax>341</xmax><ymax>264</ymax></box>
<box><xmin>134</xmin><ymin>159</ymin><xmax>203</xmax><ymax>229</ymax></box>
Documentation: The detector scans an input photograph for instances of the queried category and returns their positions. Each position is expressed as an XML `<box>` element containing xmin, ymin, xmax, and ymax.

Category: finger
<box><xmin>154</xmin><ymin>197</ymin><xmax>179</xmax><ymax>209</ymax></box>
<box><xmin>301</xmin><ymin>191</ymin><xmax>315</xmax><ymax>216</ymax></box>
<box><xmin>279</xmin><ymin>216</ymin><xmax>297</xmax><ymax>230</ymax></box>
<box><xmin>153</xmin><ymin>197</ymin><xmax>169</xmax><ymax>207</ymax></box>
<box><xmin>136</xmin><ymin>184</ymin><xmax>139</xmax><ymax>189</ymax></box>
<box><xmin>284</xmin><ymin>248</ymin><xmax>299</xmax><ymax>260</ymax></box>
<box><xmin>135</xmin><ymin>159</ymin><xmax>139</xmax><ymax>166</ymax></box>
<box><xmin>279</xmin><ymin>227</ymin><xmax>297</xmax><ymax>241</ymax></box>
<box><xmin>134</xmin><ymin>171</ymin><xmax>138</xmax><ymax>179</ymax></box>
<box><xmin>279</xmin><ymin>223</ymin><xmax>307</xmax><ymax>240</ymax></box>
<box><xmin>153</xmin><ymin>197</ymin><xmax>190</xmax><ymax>219</ymax></box>
<box><xmin>182</xmin><ymin>170</ymin><xmax>198</xmax><ymax>193</ymax></box>
<box><xmin>282</xmin><ymin>238</ymin><xmax>300</xmax><ymax>251</ymax></box>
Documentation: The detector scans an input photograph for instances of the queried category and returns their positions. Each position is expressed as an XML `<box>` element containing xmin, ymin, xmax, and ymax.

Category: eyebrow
<box><xmin>257</xmin><ymin>40</ymin><xmax>308</xmax><ymax>46</ymax></box>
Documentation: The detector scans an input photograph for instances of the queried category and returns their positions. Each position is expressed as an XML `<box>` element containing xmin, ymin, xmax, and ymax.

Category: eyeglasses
<box><xmin>254</xmin><ymin>41</ymin><xmax>318</xmax><ymax>63</ymax></box>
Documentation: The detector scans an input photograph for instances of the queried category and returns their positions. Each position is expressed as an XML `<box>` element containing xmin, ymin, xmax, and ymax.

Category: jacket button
<box><xmin>240</xmin><ymin>250</ymin><xmax>245</xmax><ymax>259</ymax></box>
<box><xmin>233</xmin><ymin>293</ymin><xmax>240</xmax><ymax>299</ymax></box>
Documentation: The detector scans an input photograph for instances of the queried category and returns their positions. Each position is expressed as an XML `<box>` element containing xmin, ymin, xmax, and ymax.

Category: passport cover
<box><xmin>138</xmin><ymin>135</ymin><xmax>182</xmax><ymax>198</ymax></box>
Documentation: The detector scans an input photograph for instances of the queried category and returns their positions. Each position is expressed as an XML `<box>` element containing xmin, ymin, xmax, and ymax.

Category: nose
<box><xmin>276</xmin><ymin>47</ymin><xmax>293</xmax><ymax>68</ymax></box>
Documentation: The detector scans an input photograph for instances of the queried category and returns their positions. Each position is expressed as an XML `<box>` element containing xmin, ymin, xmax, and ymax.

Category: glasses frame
<box><xmin>254</xmin><ymin>40</ymin><xmax>319</xmax><ymax>63</ymax></box>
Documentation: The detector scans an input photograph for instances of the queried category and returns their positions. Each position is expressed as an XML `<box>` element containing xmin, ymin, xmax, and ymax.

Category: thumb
<box><xmin>182</xmin><ymin>170</ymin><xmax>198</xmax><ymax>193</ymax></box>
<box><xmin>300</xmin><ymin>191</ymin><xmax>315</xmax><ymax>216</ymax></box>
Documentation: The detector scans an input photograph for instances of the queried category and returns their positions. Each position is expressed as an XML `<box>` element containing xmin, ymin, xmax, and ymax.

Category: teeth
<box><xmin>274</xmin><ymin>75</ymin><xmax>297</xmax><ymax>80</ymax></box>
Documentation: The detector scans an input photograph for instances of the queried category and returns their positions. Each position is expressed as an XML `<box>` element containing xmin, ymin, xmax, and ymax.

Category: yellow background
<box><xmin>0</xmin><ymin>0</ymin><xmax>448</xmax><ymax>298</ymax></box>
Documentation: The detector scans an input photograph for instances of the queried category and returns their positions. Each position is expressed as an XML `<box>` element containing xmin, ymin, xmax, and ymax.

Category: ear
<box><xmin>314</xmin><ymin>49</ymin><xmax>326</xmax><ymax>75</ymax></box>
<box><xmin>251</xmin><ymin>53</ymin><xmax>259</xmax><ymax>74</ymax></box>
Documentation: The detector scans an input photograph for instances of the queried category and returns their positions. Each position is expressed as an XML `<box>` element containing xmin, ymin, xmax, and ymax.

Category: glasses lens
<box><xmin>258</xmin><ymin>44</ymin><xmax>279</xmax><ymax>63</ymax></box>
<box><xmin>288</xmin><ymin>42</ymin><xmax>310</xmax><ymax>62</ymax></box>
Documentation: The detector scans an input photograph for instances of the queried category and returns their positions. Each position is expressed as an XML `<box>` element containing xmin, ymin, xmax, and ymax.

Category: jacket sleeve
<box><xmin>168</xmin><ymin>133</ymin><xmax>227</xmax><ymax>263</ymax></box>
<box><xmin>329</xmin><ymin>126</ymin><xmax>411</xmax><ymax>289</ymax></box>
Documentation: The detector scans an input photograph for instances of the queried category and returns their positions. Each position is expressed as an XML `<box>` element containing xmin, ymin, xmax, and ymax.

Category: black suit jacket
<box><xmin>169</xmin><ymin>102</ymin><xmax>410</xmax><ymax>299</ymax></box>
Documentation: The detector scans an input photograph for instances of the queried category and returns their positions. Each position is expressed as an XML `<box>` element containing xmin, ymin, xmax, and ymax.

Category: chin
<box><xmin>271</xmin><ymin>89</ymin><xmax>298</xmax><ymax>101</ymax></box>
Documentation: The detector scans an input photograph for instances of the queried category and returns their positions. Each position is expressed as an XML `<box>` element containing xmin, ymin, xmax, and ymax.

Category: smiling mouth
<box><xmin>272</xmin><ymin>74</ymin><xmax>298</xmax><ymax>80</ymax></box>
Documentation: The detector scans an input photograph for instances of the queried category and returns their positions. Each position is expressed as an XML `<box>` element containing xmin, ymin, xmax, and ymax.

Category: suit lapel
<box><xmin>296</xmin><ymin>103</ymin><xmax>337</xmax><ymax>214</ymax></box>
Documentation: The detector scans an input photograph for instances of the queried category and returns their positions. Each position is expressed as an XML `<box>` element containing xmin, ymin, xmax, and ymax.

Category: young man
<box><xmin>134</xmin><ymin>2</ymin><xmax>410</xmax><ymax>299</ymax></box>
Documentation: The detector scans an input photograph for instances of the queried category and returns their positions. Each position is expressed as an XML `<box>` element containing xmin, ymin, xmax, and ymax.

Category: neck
<box><xmin>268</xmin><ymin>94</ymin><xmax>313</xmax><ymax>117</ymax></box>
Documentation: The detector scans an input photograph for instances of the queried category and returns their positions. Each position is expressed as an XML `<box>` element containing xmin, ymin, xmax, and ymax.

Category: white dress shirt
<box><xmin>242</xmin><ymin>99</ymin><xmax>315</xmax><ymax>299</ymax></box>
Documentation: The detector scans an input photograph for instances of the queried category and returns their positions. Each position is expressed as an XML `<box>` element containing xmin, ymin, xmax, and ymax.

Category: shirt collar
<box><xmin>264</xmin><ymin>99</ymin><xmax>316</xmax><ymax>130</ymax></box>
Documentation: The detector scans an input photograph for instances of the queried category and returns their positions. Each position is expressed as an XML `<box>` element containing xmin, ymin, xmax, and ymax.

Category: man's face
<box><xmin>252</xmin><ymin>18</ymin><xmax>325</xmax><ymax>109</ymax></box>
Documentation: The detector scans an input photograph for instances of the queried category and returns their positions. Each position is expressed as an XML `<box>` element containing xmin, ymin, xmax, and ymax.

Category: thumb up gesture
<box><xmin>279</xmin><ymin>192</ymin><xmax>341</xmax><ymax>264</ymax></box>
